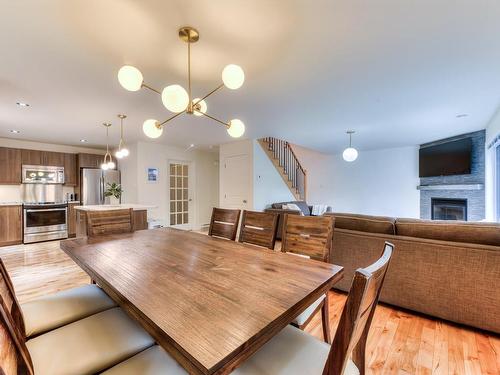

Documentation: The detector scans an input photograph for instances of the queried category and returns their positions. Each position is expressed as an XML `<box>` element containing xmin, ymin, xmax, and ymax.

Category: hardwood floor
<box><xmin>1</xmin><ymin>240</ymin><xmax>499</xmax><ymax>374</ymax></box>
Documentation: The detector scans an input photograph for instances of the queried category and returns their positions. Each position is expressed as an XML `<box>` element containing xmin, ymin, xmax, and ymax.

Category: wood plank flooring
<box><xmin>1</xmin><ymin>240</ymin><xmax>499</xmax><ymax>374</ymax></box>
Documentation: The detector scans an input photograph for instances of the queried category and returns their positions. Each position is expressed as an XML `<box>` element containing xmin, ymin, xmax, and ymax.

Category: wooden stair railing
<box><xmin>258</xmin><ymin>137</ymin><xmax>307</xmax><ymax>201</ymax></box>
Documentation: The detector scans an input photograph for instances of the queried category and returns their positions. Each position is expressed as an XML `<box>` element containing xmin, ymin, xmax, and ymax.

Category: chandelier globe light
<box><xmin>101</xmin><ymin>123</ymin><xmax>116</xmax><ymax>170</ymax></box>
<box><xmin>117</xmin><ymin>26</ymin><xmax>246</xmax><ymax>139</ymax></box>
<box><xmin>117</xmin><ymin>66</ymin><xmax>143</xmax><ymax>91</ymax></box>
<box><xmin>115</xmin><ymin>114</ymin><xmax>129</xmax><ymax>159</ymax></box>
<box><xmin>142</xmin><ymin>119</ymin><xmax>163</xmax><ymax>138</ymax></box>
<box><xmin>342</xmin><ymin>130</ymin><xmax>358</xmax><ymax>162</ymax></box>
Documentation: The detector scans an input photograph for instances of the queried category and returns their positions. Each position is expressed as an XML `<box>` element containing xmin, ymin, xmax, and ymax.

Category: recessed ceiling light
<box><xmin>16</xmin><ymin>102</ymin><xmax>30</xmax><ymax>107</ymax></box>
<box><xmin>9</xmin><ymin>129</ymin><xmax>20</xmax><ymax>134</ymax></box>
<box><xmin>456</xmin><ymin>114</ymin><xmax>468</xmax><ymax>118</ymax></box>
<box><xmin>80</xmin><ymin>139</ymin><xmax>88</xmax><ymax>143</ymax></box>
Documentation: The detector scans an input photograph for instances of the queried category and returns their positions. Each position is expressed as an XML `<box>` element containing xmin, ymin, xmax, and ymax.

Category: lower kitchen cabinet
<box><xmin>0</xmin><ymin>205</ymin><xmax>23</xmax><ymax>247</ymax></box>
<box><xmin>67</xmin><ymin>202</ymin><xmax>78</xmax><ymax>237</ymax></box>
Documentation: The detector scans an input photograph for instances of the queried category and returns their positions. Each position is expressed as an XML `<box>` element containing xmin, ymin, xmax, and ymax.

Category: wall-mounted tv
<box><xmin>419</xmin><ymin>138</ymin><xmax>472</xmax><ymax>177</ymax></box>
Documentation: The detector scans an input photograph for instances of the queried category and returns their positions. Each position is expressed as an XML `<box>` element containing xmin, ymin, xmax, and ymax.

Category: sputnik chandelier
<box><xmin>117</xmin><ymin>26</ymin><xmax>246</xmax><ymax>139</ymax></box>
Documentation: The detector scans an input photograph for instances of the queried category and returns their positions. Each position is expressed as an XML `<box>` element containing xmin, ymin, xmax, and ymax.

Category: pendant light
<box><xmin>101</xmin><ymin>123</ymin><xmax>115</xmax><ymax>170</ymax></box>
<box><xmin>118</xmin><ymin>26</ymin><xmax>246</xmax><ymax>139</ymax></box>
<box><xmin>342</xmin><ymin>130</ymin><xmax>358</xmax><ymax>162</ymax></box>
<box><xmin>115</xmin><ymin>114</ymin><xmax>129</xmax><ymax>159</ymax></box>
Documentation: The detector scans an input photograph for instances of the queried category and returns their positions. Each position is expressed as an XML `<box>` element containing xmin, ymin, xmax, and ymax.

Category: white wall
<box><xmin>0</xmin><ymin>138</ymin><xmax>105</xmax><ymax>203</ymax></box>
<box><xmin>253</xmin><ymin>141</ymin><xmax>294</xmax><ymax>211</ymax></box>
<box><xmin>292</xmin><ymin>144</ymin><xmax>420</xmax><ymax>218</ymax></box>
<box><xmin>121</xmin><ymin>141</ymin><xmax>219</xmax><ymax>229</ymax></box>
<box><xmin>485</xmin><ymin>106</ymin><xmax>500</xmax><ymax>221</ymax></box>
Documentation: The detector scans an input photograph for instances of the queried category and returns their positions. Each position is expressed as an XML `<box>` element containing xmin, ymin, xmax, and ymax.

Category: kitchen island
<box><xmin>74</xmin><ymin>204</ymin><xmax>155</xmax><ymax>237</ymax></box>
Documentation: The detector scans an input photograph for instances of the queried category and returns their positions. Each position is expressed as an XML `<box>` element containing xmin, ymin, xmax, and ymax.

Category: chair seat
<box><xmin>26</xmin><ymin>307</ymin><xmax>155</xmax><ymax>375</ymax></box>
<box><xmin>21</xmin><ymin>284</ymin><xmax>117</xmax><ymax>337</ymax></box>
<box><xmin>102</xmin><ymin>345</ymin><xmax>187</xmax><ymax>375</ymax></box>
<box><xmin>233</xmin><ymin>325</ymin><xmax>359</xmax><ymax>375</ymax></box>
<box><xmin>102</xmin><ymin>326</ymin><xmax>359</xmax><ymax>375</ymax></box>
<box><xmin>292</xmin><ymin>294</ymin><xmax>325</xmax><ymax>326</ymax></box>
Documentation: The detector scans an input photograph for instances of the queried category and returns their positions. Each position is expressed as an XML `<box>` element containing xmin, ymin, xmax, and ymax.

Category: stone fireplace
<box><xmin>419</xmin><ymin>130</ymin><xmax>485</xmax><ymax>221</ymax></box>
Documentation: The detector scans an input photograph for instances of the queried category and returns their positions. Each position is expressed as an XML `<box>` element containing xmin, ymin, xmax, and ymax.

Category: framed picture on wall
<box><xmin>147</xmin><ymin>167</ymin><xmax>159</xmax><ymax>183</ymax></box>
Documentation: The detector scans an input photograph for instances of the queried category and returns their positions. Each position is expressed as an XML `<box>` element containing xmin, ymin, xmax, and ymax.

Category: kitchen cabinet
<box><xmin>67</xmin><ymin>202</ymin><xmax>78</xmax><ymax>237</ymax></box>
<box><xmin>0</xmin><ymin>147</ymin><xmax>22</xmax><ymax>184</ymax></box>
<box><xmin>21</xmin><ymin>149</ymin><xmax>43</xmax><ymax>165</ymax></box>
<box><xmin>78</xmin><ymin>153</ymin><xmax>114</xmax><ymax>169</ymax></box>
<box><xmin>0</xmin><ymin>205</ymin><xmax>23</xmax><ymax>247</ymax></box>
<box><xmin>64</xmin><ymin>153</ymin><xmax>77</xmax><ymax>186</ymax></box>
<box><xmin>21</xmin><ymin>149</ymin><xmax>65</xmax><ymax>167</ymax></box>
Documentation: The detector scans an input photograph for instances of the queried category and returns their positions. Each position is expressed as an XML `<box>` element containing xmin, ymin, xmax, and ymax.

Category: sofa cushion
<box><xmin>22</xmin><ymin>284</ymin><xmax>117</xmax><ymax>337</ymax></box>
<box><xmin>327</xmin><ymin>213</ymin><xmax>396</xmax><ymax>235</ymax></box>
<box><xmin>272</xmin><ymin>201</ymin><xmax>310</xmax><ymax>216</ymax></box>
<box><xmin>395</xmin><ymin>219</ymin><xmax>500</xmax><ymax>246</ymax></box>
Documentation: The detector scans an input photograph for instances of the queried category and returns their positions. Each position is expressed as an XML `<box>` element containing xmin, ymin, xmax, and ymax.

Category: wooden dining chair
<box><xmin>86</xmin><ymin>208</ymin><xmax>134</xmax><ymax>237</ymax></box>
<box><xmin>281</xmin><ymin>214</ymin><xmax>334</xmax><ymax>343</ymax></box>
<box><xmin>0</xmin><ymin>261</ymin><xmax>155</xmax><ymax>375</ymax></box>
<box><xmin>238</xmin><ymin>210</ymin><xmax>279</xmax><ymax>249</ymax></box>
<box><xmin>208</xmin><ymin>207</ymin><xmax>241</xmax><ymax>241</ymax></box>
<box><xmin>95</xmin><ymin>243</ymin><xmax>394</xmax><ymax>375</ymax></box>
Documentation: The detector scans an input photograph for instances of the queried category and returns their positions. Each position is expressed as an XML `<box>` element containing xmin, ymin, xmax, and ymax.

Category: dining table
<box><xmin>60</xmin><ymin>228</ymin><xmax>344</xmax><ymax>375</ymax></box>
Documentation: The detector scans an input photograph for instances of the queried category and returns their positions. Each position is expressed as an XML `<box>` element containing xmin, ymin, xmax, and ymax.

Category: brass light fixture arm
<box><xmin>192</xmin><ymin>84</ymin><xmax>224</xmax><ymax>107</ymax></box>
<box><xmin>195</xmin><ymin>110</ymin><xmax>229</xmax><ymax>128</ymax></box>
<box><xmin>141</xmin><ymin>83</ymin><xmax>161</xmax><ymax>95</ymax></box>
<box><xmin>159</xmin><ymin>110</ymin><xmax>187</xmax><ymax>126</ymax></box>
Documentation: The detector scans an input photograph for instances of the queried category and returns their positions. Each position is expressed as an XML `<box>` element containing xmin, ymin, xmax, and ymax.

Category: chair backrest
<box><xmin>208</xmin><ymin>208</ymin><xmax>241</xmax><ymax>241</ymax></box>
<box><xmin>281</xmin><ymin>214</ymin><xmax>334</xmax><ymax>261</ymax></box>
<box><xmin>0</xmin><ymin>259</ymin><xmax>33</xmax><ymax>375</ymax></box>
<box><xmin>323</xmin><ymin>242</ymin><xmax>394</xmax><ymax>375</ymax></box>
<box><xmin>238</xmin><ymin>210</ymin><xmax>279</xmax><ymax>249</ymax></box>
<box><xmin>86</xmin><ymin>208</ymin><xmax>134</xmax><ymax>237</ymax></box>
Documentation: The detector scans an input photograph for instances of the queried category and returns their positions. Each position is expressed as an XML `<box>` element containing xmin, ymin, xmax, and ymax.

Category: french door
<box><xmin>169</xmin><ymin>161</ymin><xmax>192</xmax><ymax>229</ymax></box>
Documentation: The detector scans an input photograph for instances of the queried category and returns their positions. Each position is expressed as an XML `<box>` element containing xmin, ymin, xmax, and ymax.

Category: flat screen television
<box><xmin>419</xmin><ymin>138</ymin><xmax>472</xmax><ymax>177</ymax></box>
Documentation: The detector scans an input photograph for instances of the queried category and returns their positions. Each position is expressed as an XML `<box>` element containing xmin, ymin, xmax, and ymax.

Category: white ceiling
<box><xmin>1</xmin><ymin>0</ymin><xmax>500</xmax><ymax>153</ymax></box>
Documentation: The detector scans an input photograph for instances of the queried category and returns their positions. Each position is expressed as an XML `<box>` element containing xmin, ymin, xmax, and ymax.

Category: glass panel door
<box><xmin>169</xmin><ymin>162</ymin><xmax>190</xmax><ymax>229</ymax></box>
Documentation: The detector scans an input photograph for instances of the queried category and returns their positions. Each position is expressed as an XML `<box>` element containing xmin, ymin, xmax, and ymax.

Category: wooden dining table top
<box><xmin>60</xmin><ymin>228</ymin><xmax>344</xmax><ymax>375</ymax></box>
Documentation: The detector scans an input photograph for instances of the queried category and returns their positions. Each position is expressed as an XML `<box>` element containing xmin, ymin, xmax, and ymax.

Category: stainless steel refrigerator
<box><xmin>81</xmin><ymin>168</ymin><xmax>121</xmax><ymax>205</ymax></box>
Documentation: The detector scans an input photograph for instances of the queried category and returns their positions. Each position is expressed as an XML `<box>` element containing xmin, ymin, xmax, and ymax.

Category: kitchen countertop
<box><xmin>0</xmin><ymin>202</ymin><xmax>22</xmax><ymax>206</ymax></box>
<box><xmin>74</xmin><ymin>204</ymin><xmax>156</xmax><ymax>211</ymax></box>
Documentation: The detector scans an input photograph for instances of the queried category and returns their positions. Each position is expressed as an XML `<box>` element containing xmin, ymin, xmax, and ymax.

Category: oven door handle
<box><xmin>25</xmin><ymin>208</ymin><xmax>67</xmax><ymax>213</ymax></box>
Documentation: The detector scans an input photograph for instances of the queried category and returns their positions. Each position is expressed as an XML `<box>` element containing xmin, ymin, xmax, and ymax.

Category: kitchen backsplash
<box><xmin>0</xmin><ymin>185</ymin><xmax>75</xmax><ymax>203</ymax></box>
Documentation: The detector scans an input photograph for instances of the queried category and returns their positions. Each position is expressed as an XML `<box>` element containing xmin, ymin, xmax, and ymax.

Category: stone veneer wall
<box><xmin>420</xmin><ymin>130</ymin><xmax>485</xmax><ymax>221</ymax></box>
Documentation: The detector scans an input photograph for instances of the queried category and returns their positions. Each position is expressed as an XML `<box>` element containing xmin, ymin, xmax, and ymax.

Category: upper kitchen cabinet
<box><xmin>78</xmin><ymin>153</ymin><xmax>114</xmax><ymax>169</ymax></box>
<box><xmin>0</xmin><ymin>147</ymin><xmax>22</xmax><ymax>184</ymax></box>
<box><xmin>21</xmin><ymin>149</ymin><xmax>43</xmax><ymax>165</ymax></box>
<box><xmin>64</xmin><ymin>153</ymin><xmax>77</xmax><ymax>186</ymax></box>
<box><xmin>21</xmin><ymin>149</ymin><xmax>65</xmax><ymax>167</ymax></box>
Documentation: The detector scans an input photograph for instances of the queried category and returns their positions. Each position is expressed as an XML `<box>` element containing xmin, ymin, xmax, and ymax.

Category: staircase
<box><xmin>258</xmin><ymin>137</ymin><xmax>307</xmax><ymax>201</ymax></box>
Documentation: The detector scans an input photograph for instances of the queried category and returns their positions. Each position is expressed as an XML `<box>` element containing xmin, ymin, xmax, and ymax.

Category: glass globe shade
<box><xmin>101</xmin><ymin>162</ymin><xmax>109</xmax><ymax>170</ymax></box>
<box><xmin>117</xmin><ymin>66</ymin><xmax>143</xmax><ymax>91</ymax></box>
<box><xmin>192</xmin><ymin>98</ymin><xmax>207</xmax><ymax>117</ymax></box>
<box><xmin>222</xmin><ymin>64</ymin><xmax>245</xmax><ymax>90</ymax></box>
<box><xmin>120</xmin><ymin>148</ymin><xmax>129</xmax><ymax>157</ymax></box>
<box><xmin>161</xmin><ymin>85</ymin><xmax>189</xmax><ymax>113</ymax></box>
<box><xmin>115</xmin><ymin>150</ymin><xmax>123</xmax><ymax>159</ymax></box>
<box><xmin>107</xmin><ymin>161</ymin><xmax>116</xmax><ymax>169</ymax></box>
<box><xmin>227</xmin><ymin>119</ymin><xmax>245</xmax><ymax>138</ymax></box>
<box><xmin>342</xmin><ymin>147</ymin><xmax>358</xmax><ymax>162</ymax></box>
<box><xmin>143</xmin><ymin>119</ymin><xmax>163</xmax><ymax>138</ymax></box>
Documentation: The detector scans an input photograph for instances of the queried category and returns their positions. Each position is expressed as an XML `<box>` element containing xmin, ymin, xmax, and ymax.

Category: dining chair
<box><xmin>99</xmin><ymin>242</ymin><xmax>394</xmax><ymax>375</ymax></box>
<box><xmin>86</xmin><ymin>208</ymin><xmax>134</xmax><ymax>237</ymax></box>
<box><xmin>0</xmin><ymin>258</ymin><xmax>116</xmax><ymax>338</ymax></box>
<box><xmin>238</xmin><ymin>210</ymin><xmax>279</xmax><ymax>249</ymax></box>
<box><xmin>0</xmin><ymin>262</ymin><xmax>155</xmax><ymax>375</ymax></box>
<box><xmin>281</xmin><ymin>214</ymin><xmax>334</xmax><ymax>343</ymax></box>
<box><xmin>208</xmin><ymin>207</ymin><xmax>241</xmax><ymax>241</ymax></box>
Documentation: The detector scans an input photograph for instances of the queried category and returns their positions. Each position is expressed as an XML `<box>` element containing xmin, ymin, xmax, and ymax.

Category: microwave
<box><xmin>22</xmin><ymin>165</ymin><xmax>65</xmax><ymax>184</ymax></box>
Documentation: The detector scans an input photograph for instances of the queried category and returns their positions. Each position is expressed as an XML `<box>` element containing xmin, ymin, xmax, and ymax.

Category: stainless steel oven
<box><xmin>23</xmin><ymin>203</ymin><xmax>68</xmax><ymax>243</ymax></box>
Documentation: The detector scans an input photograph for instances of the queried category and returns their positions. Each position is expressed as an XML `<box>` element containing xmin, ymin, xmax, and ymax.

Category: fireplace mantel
<box><xmin>417</xmin><ymin>184</ymin><xmax>483</xmax><ymax>191</ymax></box>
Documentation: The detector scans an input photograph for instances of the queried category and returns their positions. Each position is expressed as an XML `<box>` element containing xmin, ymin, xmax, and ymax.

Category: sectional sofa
<box><xmin>324</xmin><ymin>213</ymin><xmax>500</xmax><ymax>333</ymax></box>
